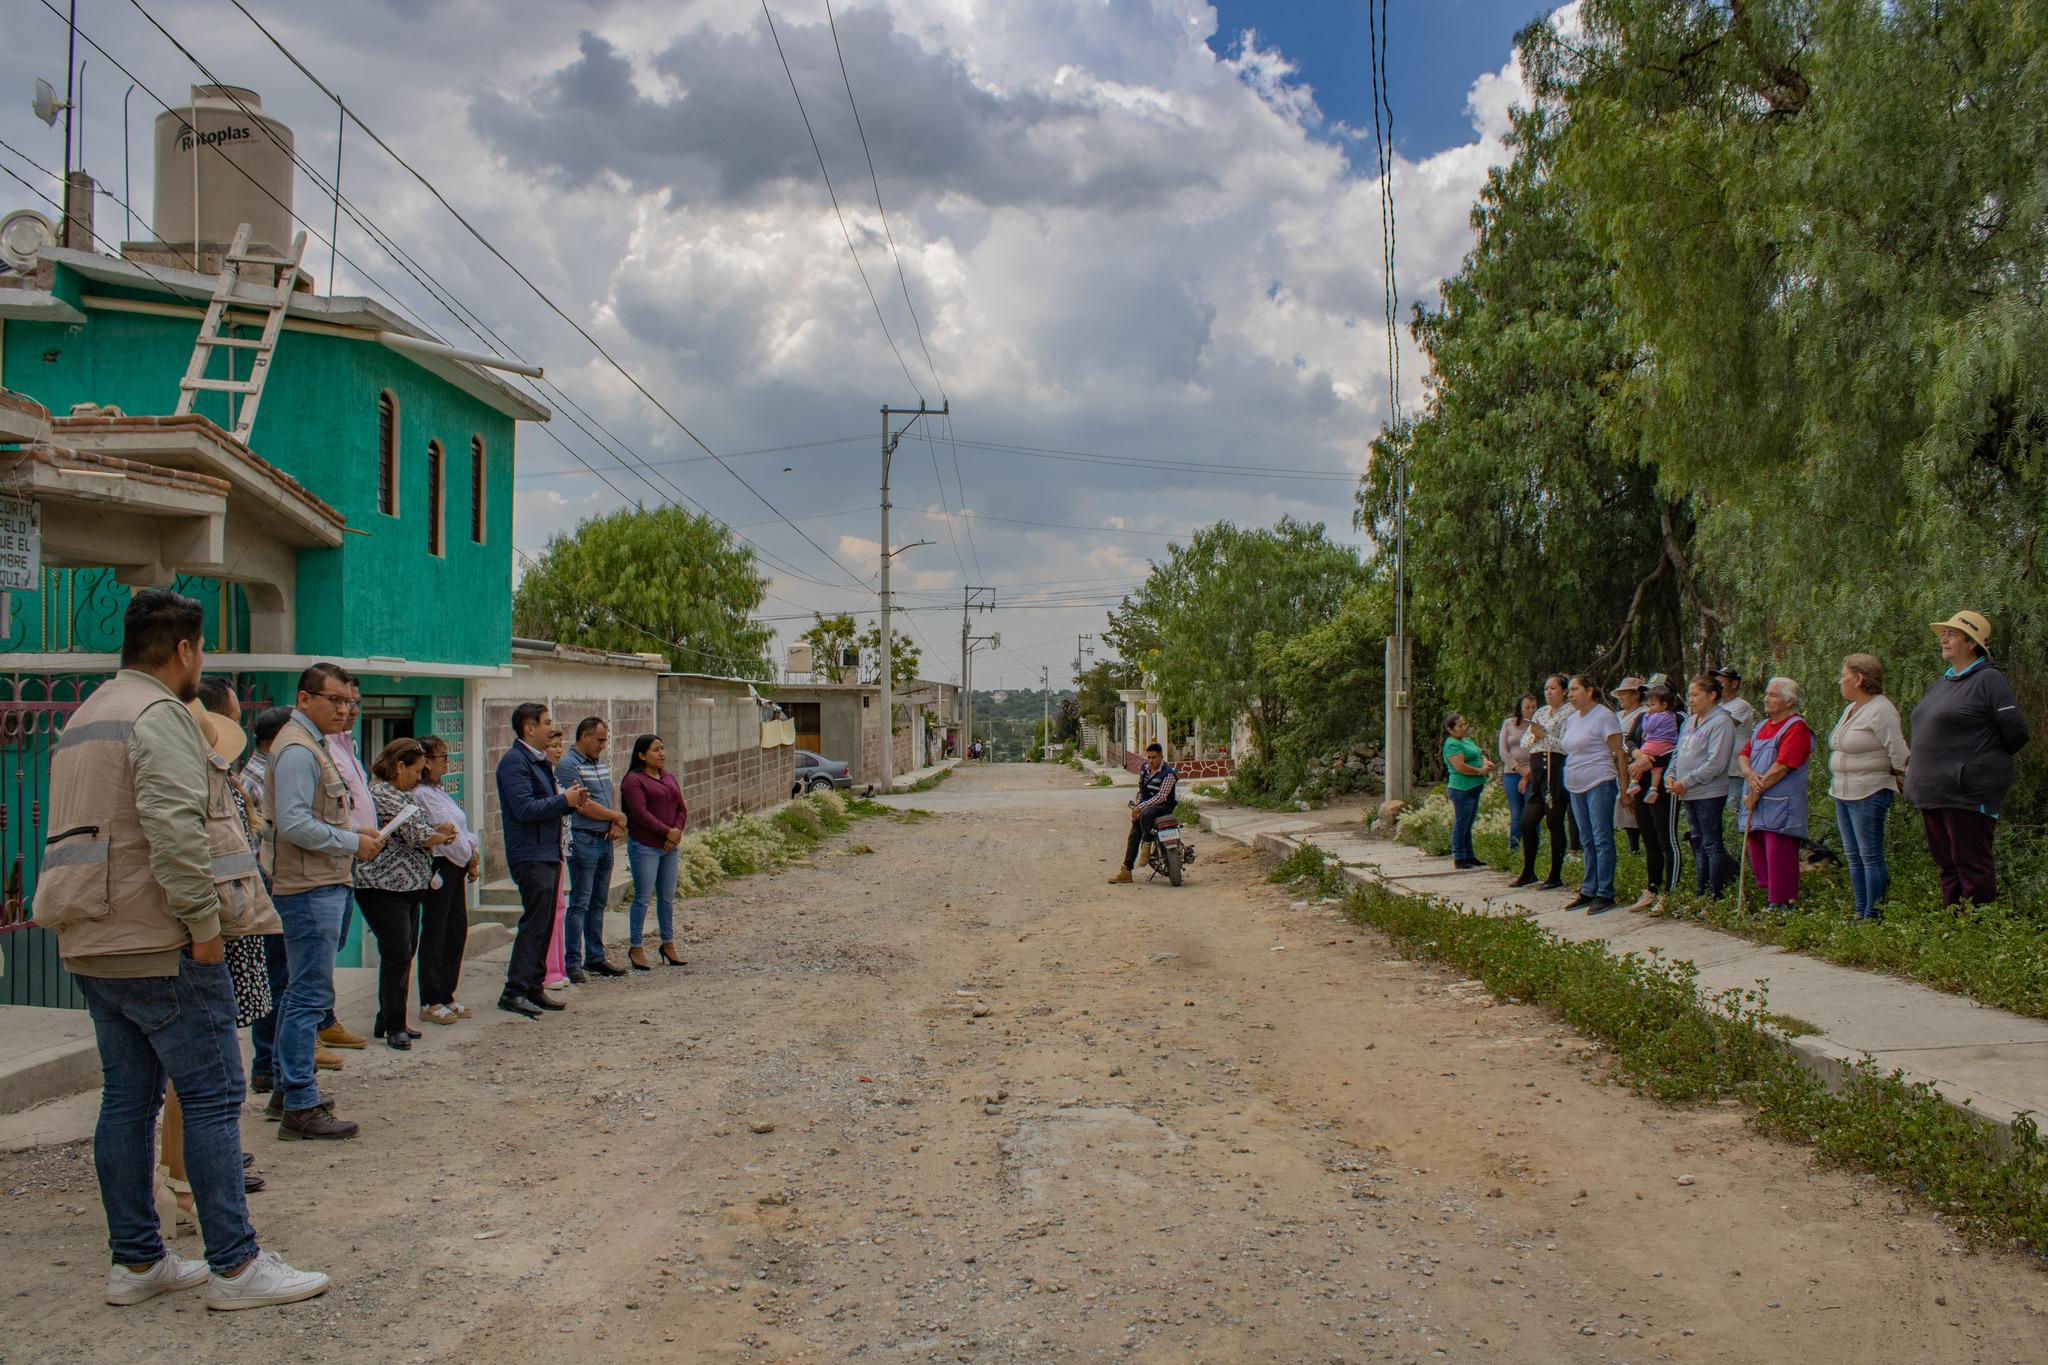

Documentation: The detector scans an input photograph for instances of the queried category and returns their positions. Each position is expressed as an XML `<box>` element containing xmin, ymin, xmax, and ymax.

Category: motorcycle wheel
<box><xmin>1163</xmin><ymin>844</ymin><xmax>1183</xmax><ymax>886</ymax></box>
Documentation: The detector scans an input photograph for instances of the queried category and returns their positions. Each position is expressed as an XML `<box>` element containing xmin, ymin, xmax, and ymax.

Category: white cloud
<box><xmin>0</xmin><ymin>0</ymin><xmax>1541</xmax><ymax>685</ymax></box>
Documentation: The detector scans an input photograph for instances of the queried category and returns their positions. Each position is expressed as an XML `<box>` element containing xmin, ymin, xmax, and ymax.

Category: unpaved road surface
<box><xmin>3</xmin><ymin>763</ymin><xmax>2043</xmax><ymax>1363</ymax></box>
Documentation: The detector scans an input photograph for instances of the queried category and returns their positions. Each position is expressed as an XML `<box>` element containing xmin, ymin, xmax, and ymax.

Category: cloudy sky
<box><xmin>4</xmin><ymin>0</ymin><xmax>1555</xmax><ymax>688</ymax></box>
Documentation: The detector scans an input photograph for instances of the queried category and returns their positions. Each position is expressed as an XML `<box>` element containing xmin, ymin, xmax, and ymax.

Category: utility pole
<box><xmin>878</xmin><ymin>400</ymin><xmax>945</xmax><ymax>791</ymax></box>
<box><xmin>1041</xmin><ymin>667</ymin><xmax>1051</xmax><ymax>759</ymax></box>
<box><xmin>958</xmin><ymin>584</ymin><xmax>993</xmax><ymax>757</ymax></box>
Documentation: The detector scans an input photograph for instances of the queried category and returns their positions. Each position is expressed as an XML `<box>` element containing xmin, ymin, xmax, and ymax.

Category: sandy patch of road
<box><xmin>2</xmin><ymin>762</ymin><xmax>2042</xmax><ymax>1363</ymax></box>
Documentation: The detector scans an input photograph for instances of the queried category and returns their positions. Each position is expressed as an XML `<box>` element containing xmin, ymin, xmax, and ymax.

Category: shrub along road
<box><xmin>1</xmin><ymin>763</ymin><xmax>2041</xmax><ymax>1362</ymax></box>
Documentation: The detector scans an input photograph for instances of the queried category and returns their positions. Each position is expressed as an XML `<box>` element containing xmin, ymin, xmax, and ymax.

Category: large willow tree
<box><xmin>1526</xmin><ymin>0</ymin><xmax>2048</xmax><ymax>718</ymax></box>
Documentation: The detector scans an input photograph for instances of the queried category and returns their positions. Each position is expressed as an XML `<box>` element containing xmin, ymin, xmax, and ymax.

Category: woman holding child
<box><xmin>1624</xmin><ymin>683</ymin><xmax>1682</xmax><ymax>910</ymax></box>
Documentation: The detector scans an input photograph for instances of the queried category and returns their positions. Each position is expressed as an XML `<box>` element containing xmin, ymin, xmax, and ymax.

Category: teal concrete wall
<box><xmin>0</xmin><ymin>265</ymin><xmax>518</xmax><ymax>665</ymax></box>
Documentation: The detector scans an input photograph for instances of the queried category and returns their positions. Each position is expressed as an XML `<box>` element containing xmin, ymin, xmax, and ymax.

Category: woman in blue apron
<box><xmin>1738</xmin><ymin>677</ymin><xmax>1813</xmax><ymax>911</ymax></box>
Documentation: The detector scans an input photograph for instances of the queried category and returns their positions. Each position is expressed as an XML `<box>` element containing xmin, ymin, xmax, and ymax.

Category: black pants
<box><xmin>1518</xmin><ymin>754</ymin><xmax>1567</xmax><ymax>883</ymax></box>
<box><xmin>1637</xmin><ymin>783</ymin><xmax>1678</xmax><ymax>892</ymax></box>
<box><xmin>1922</xmin><ymin>807</ymin><xmax>1997</xmax><ymax>907</ymax></box>
<box><xmin>1684</xmin><ymin>795</ymin><xmax>1733</xmax><ymax>896</ymax></box>
<box><xmin>354</xmin><ymin>887</ymin><xmax>424</xmax><ymax>1035</ymax></box>
<box><xmin>1122</xmin><ymin>808</ymin><xmax>1162</xmax><ymax>870</ymax></box>
<box><xmin>504</xmin><ymin>860</ymin><xmax>560</xmax><ymax>999</ymax></box>
<box><xmin>416</xmin><ymin>860</ymin><xmax>469</xmax><ymax>1007</ymax></box>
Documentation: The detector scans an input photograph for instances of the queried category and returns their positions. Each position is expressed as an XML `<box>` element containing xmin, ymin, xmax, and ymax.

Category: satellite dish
<box><xmin>31</xmin><ymin>78</ymin><xmax>67</xmax><ymax>128</ymax></box>
<box><xmin>0</xmin><ymin>209</ymin><xmax>56</xmax><ymax>273</ymax></box>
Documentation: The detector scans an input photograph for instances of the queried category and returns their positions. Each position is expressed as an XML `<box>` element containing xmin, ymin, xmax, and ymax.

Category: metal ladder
<box><xmin>173</xmin><ymin>221</ymin><xmax>309</xmax><ymax>445</ymax></box>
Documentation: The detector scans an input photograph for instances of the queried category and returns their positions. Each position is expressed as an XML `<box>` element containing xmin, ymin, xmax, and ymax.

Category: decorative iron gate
<box><xmin>0</xmin><ymin>675</ymin><xmax>97</xmax><ymax>1008</ymax></box>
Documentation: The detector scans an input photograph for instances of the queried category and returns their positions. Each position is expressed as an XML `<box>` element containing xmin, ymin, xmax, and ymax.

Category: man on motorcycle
<box><xmin>1109</xmin><ymin>743</ymin><xmax>1177</xmax><ymax>884</ymax></box>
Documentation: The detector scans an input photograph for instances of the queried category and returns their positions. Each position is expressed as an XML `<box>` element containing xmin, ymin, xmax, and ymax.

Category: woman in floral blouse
<box><xmin>353</xmin><ymin>739</ymin><xmax>456</xmax><ymax>1049</ymax></box>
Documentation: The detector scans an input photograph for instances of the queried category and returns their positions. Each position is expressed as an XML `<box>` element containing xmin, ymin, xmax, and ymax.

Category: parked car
<box><xmin>793</xmin><ymin>749</ymin><xmax>852</xmax><ymax>796</ymax></box>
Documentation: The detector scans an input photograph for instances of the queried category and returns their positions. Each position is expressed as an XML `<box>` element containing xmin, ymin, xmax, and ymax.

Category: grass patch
<box><xmin>1331</xmin><ymin>866</ymin><xmax>2048</xmax><ymax>1251</ymax></box>
<box><xmin>1398</xmin><ymin>783</ymin><xmax>2048</xmax><ymax>1020</ymax></box>
<box><xmin>902</xmin><ymin>765</ymin><xmax>954</xmax><ymax>793</ymax></box>
<box><xmin>843</xmin><ymin>843</ymin><xmax>874</xmax><ymax>856</ymax></box>
<box><xmin>1088</xmin><ymin>774</ymin><xmax>1113</xmax><ymax>788</ymax></box>
<box><xmin>1763</xmin><ymin>1012</ymin><xmax>1821</xmax><ymax>1038</ymax></box>
<box><xmin>1268</xmin><ymin>842</ymin><xmax>1346</xmax><ymax>899</ymax></box>
<box><xmin>1173</xmin><ymin>800</ymin><xmax>1201</xmax><ymax>827</ymax></box>
<box><xmin>1193</xmin><ymin>783</ymin><xmax>1227</xmax><ymax>798</ymax></box>
<box><xmin>672</xmin><ymin>790</ymin><xmax>876</xmax><ymax>896</ymax></box>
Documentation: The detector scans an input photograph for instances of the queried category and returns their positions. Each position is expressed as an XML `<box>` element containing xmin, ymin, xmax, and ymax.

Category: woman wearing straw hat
<box><xmin>1903</xmin><ymin>611</ymin><xmax>2030</xmax><ymax>908</ymax></box>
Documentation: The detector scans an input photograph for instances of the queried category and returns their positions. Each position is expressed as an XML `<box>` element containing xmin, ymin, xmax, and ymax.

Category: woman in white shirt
<box><xmin>1560</xmin><ymin>674</ymin><xmax>1632</xmax><ymax>913</ymax></box>
<box><xmin>1829</xmin><ymin>653</ymin><xmax>1910</xmax><ymax>920</ymax></box>
<box><xmin>413</xmin><ymin>735</ymin><xmax>481</xmax><ymax>1023</ymax></box>
<box><xmin>1511</xmin><ymin>675</ymin><xmax>1574</xmax><ymax>890</ymax></box>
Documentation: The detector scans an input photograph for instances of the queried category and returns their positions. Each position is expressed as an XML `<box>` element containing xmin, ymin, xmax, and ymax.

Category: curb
<box><xmin>0</xmin><ymin>922</ymin><xmax>516</xmax><ymax>1116</ymax></box>
<box><xmin>1195</xmin><ymin>810</ymin><xmax>2027</xmax><ymax>1145</ymax></box>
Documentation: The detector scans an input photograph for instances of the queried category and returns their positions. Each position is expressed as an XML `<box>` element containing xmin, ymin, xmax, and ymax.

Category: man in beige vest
<box><xmin>36</xmin><ymin>589</ymin><xmax>328</xmax><ymax>1310</ymax></box>
<box><xmin>264</xmin><ymin>662</ymin><xmax>385</xmax><ymax>1140</ymax></box>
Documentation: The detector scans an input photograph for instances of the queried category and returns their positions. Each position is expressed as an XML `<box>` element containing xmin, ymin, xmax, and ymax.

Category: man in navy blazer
<box><xmin>496</xmin><ymin>702</ymin><xmax>589</xmax><ymax>1017</ymax></box>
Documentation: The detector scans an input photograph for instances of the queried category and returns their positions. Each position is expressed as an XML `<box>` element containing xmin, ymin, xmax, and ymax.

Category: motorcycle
<box><xmin>1144</xmin><ymin>814</ymin><xmax>1196</xmax><ymax>886</ymax></box>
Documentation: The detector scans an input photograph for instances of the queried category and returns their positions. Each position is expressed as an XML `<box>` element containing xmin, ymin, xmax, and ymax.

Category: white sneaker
<box><xmin>204</xmin><ymin>1250</ymin><xmax>331</xmax><ymax>1310</ymax></box>
<box><xmin>105</xmin><ymin>1250</ymin><xmax>210</xmax><ymax>1305</ymax></box>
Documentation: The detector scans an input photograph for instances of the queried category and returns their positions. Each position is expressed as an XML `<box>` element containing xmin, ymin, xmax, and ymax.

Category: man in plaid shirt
<box><xmin>1109</xmin><ymin>743</ymin><xmax>1176</xmax><ymax>884</ymax></box>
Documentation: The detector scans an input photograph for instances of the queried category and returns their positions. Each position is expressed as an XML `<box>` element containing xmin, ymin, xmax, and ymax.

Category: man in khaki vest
<box><xmin>36</xmin><ymin>589</ymin><xmax>329</xmax><ymax>1310</ymax></box>
<box><xmin>264</xmin><ymin>662</ymin><xmax>385</xmax><ymax>1140</ymax></box>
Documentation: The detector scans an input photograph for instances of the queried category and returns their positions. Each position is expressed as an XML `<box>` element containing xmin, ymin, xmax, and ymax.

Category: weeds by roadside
<box><xmin>902</xmin><ymin>765</ymin><xmax>955</xmax><ymax>793</ymax></box>
<box><xmin>1088</xmin><ymin>774</ymin><xmax>1113</xmax><ymax>787</ymax></box>
<box><xmin>1389</xmin><ymin>785</ymin><xmax>2048</xmax><ymax>1021</ymax></box>
<box><xmin>675</xmin><ymin>790</ymin><xmax>880</xmax><ymax>896</ymax></box>
<box><xmin>1316</xmin><ymin>858</ymin><xmax>2048</xmax><ymax>1252</ymax></box>
<box><xmin>1268</xmin><ymin>842</ymin><xmax>1346</xmax><ymax>899</ymax></box>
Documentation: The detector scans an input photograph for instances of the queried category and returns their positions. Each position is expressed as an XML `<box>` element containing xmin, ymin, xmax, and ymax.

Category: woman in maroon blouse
<box><xmin>619</xmin><ymin>735</ymin><xmax>687</xmax><ymax>970</ymax></box>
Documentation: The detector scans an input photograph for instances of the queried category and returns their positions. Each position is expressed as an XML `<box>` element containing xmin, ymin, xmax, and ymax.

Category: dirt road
<box><xmin>3</xmin><ymin>762</ymin><xmax>2042</xmax><ymax>1363</ymax></box>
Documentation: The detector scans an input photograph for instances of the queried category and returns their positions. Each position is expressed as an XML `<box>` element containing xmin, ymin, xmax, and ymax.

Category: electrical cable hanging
<box><xmin>68</xmin><ymin>0</ymin><xmax>873</xmax><ymax>596</ymax></box>
<box><xmin>206</xmin><ymin>0</ymin><xmax>874</xmax><ymax>591</ymax></box>
<box><xmin>757</xmin><ymin>0</ymin><xmax>924</xmax><ymax>401</ymax></box>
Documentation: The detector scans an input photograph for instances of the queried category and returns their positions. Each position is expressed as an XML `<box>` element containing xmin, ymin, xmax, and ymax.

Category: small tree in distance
<box><xmin>512</xmin><ymin>505</ymin><xmax>772</xmax><ymax>679</ymax></box>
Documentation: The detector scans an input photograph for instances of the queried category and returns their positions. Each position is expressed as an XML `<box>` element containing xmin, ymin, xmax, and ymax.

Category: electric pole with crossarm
<box><xmin>878</xmin><ymin>400</ymin><xmax>945</xmax><ymax>791</ymax></box>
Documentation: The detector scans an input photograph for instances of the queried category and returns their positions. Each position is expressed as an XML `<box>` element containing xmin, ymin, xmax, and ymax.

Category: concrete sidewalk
<box><xmin>1077</xmin><ymin>756</ymin><xmax>1139</xmax><ymax>786</ymax></box>
<box><xmin>1192</xmin><ymin>801</ymin><xmax>2048</xmax><ymax>1138</ymax></box>
<box><xmin>0</xmin><ymin>919</ymin><xmax>523</xmax><ymax>1148</ymax></box>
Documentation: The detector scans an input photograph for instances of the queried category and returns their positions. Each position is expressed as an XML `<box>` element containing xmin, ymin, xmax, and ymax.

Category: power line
<box><xmin>213</xmin><ymin>0</ymin><xmax>871</xmax><ymax>591</ymax></box>
<box><xmin>902</xmin><ymin>430</ymin><xmax>1356</xmax><ymax>482</ymax></box>
<box><xmin>822</xmin><ymin>0</ymin><xmax>945</xmax><ymax>402</ymax></box>
<box><xmin>757</xmin><ymin>0</ymin><xmax>923</xmax><ymax>401</ymax></box>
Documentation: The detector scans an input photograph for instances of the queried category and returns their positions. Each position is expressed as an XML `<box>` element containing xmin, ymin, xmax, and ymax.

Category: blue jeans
<box><xmin>246</xmin><ymin>932</ymin><xmax>290</xmax><ymax>1080</ymax></box>
<box><xmin>1448</xmin><ymin>784</ymin><xmax>1482</xmax><ymax>863</ymax></box>
<box><xmin>628</xmin><ymin>841</ymin><xmax>678</xmax><ymax>947</ymax></box>
<box><xmin>1835</xmin><ymin>789</ymin><xmax>1894</xmax><ymax>919</ymax></box>
<box><xmin>1502</xmin><ymin>772</ymin><xmax>1525</xmax><ymax>850</ymax></box>
<box><xmin>76</xmin><ymin>956</ymin><xmax>259</xmax><ymax>1274</ymax></box>
<box><xmin>273</xmin><ymin>883</ymin><xmax>349</xmax><ymax>1113</ymax></box>
<box><xmin>1567</xmin><ymin>780</ymin><xmax>1618</xmax><ymax>899</ymax></box>
<box><xmin>1685</xmin><ymin>795</ymin><xmax>1733</xmax><ymax>896</ymax></box>
<box><xmin>564</xmin><ymin>829</ymin><xmax>615</xmax><ymax>970</ymax></box>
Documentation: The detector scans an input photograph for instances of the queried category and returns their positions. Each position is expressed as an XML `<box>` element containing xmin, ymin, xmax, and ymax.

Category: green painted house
<box><xmin>0</xmin><ymin>241</ymin><xmax>549</xmax><ymax>1005</ymax></box>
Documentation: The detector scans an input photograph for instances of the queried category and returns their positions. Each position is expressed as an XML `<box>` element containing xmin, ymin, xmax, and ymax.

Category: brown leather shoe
<box><xmin>277</xmin><ymin>1105</ymin><xmax>358</xmax><ymax>1141</ymax></box>
<box><xmin>628</xmin><ymin>946</ymin><xmax>650</xmax><ymax>971</ymax></box>
<box><xmin>314</xmin><ymin>1046</ymin><xmax>344</xmax><ymax>1071</ymax></box>
<box><xmin>318</xmin><ymin>1024</ymin><xmax>366</xmax><ymax>1050</ymax></box>
<box><xmin>1107</xmin><ymin>867</ymin><xmax>1132</xmax><ymax>884</ymax></box>
<box><xmin>659</xmin><ymin>942</ymin><xmax>686</xmax><ymax>967</ymax></box>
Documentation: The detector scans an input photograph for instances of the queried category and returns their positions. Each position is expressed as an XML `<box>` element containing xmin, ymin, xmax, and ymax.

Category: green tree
<box><xmin>1119</xmin><ymin>517</ymin><xmax>1368</xmax><ymax>765</ymax></box>
<box><xmin>512</xmin><ymin>505</ymin><xmax>771</xmax><ymax>678</ymax></box>
<box><xmin>856</xmin><ymin>622</ymin><xmax>921</xmax><ymax>691</ymax></box>
<box><xmin>1528</xmin><ymin>0</ymin><xmax>2048</xmax><ymax>712</ymax></box>
<box><xmin>797</xmin><ymin>612</ymin><xmax>859</xmax><ymax>680</ymax></box>
<box><xmin>1357</xmin><ymin>101</ymin><xmax>1688</xmax><ymax>730</ymax></box>
<box><xmin>1074</xmin><ymin>657</ymin><xmax>1141</xmax><ymax>730</ymax></box>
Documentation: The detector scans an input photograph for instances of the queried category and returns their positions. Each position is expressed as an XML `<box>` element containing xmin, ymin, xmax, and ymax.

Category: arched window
<box><xmin>426</xmin><ymin>439</ymin><xmax>446</xmax><ymax>557</ymax></box>
<box><xmin>470</xmin><ymin>435</ymin><xmax>487</xmax><ymax>544</ymax></box>
<box><xmin>376</xmin><ymin>391</ymin><xmax>400</xmax><ymax>517</ymax></box>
